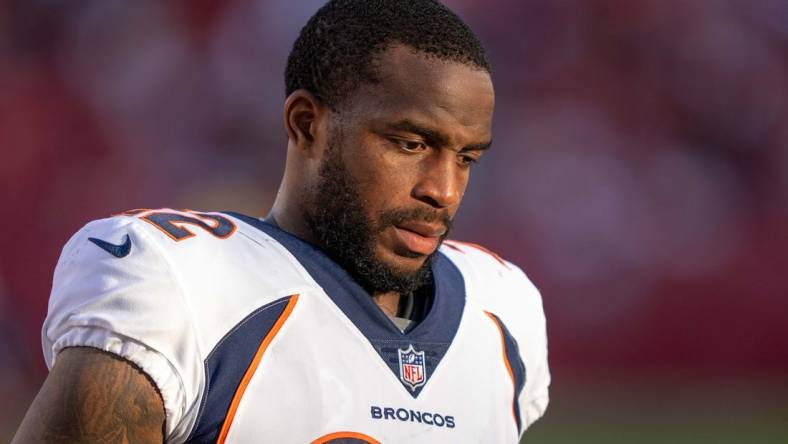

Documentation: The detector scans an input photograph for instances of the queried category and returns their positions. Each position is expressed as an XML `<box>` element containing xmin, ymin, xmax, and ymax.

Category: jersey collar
<box><xmin>225</xmin><ymin>212</ymin><xmax>467</xmax><ymax>397</ymax></box>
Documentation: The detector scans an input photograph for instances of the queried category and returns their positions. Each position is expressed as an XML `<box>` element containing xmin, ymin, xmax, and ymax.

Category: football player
<box><xmin>13</xmin><ymin>1</ymin><xmax>549</xmax><ymax>442</ymax></box>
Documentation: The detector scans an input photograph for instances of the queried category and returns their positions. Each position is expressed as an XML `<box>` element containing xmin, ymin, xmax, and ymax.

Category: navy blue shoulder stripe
<box><xmin>186</xmin><ymin>295</ymin><xmax>295</xmax><ymax>443</ymax></box>
<box><xmin>487</xmin><ymin>312</ymin><xmax>527</xmax><ymax>434</ymax></box>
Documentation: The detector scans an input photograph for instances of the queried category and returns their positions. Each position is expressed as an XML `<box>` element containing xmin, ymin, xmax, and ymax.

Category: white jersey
<box><xmin>43</xmin><ymin>209</ymin><xmax>549</xmax><ymax>443</ymax></box>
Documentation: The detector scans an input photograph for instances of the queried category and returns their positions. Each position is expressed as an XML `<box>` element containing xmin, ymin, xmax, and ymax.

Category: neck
<box><xmin>266</xmin><ymin>200</ymin><xmax>316</xmax><ymax>245</ymax></box>
<box><xmin>372</xmin><ymin>291</ymin><xmax>401</xmax><ymax>317</ymax></box>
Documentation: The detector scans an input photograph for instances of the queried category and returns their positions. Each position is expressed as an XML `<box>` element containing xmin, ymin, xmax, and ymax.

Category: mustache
<box><xmin>377</xmin><ymin>207</ymin><xmax>453</xmax><ymax>238</ymax></box>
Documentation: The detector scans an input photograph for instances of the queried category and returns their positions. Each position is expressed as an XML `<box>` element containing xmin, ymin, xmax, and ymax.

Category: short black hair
<box><xmin>285</xmin><ymin>0</ymin><xmax>490</xmax><ymax>109</ymax></box>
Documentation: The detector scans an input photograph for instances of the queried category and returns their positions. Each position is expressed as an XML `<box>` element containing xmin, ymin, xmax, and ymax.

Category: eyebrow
<box><xmin>385</xmin><ymin>120</ymin><xmax>492</xmax><ymax>152</ymax></box>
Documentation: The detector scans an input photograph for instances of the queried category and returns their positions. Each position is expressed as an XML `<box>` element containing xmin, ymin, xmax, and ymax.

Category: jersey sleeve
<box><xmin>441</xmin><ymin>242</ymin><xmax>550</xmax><ymax>434</ymax></box>
<box><xmin>42</xmin><ymin>216</ymin><xmax>204</xmax><ymax>443</ymax></box>
<box><xmin>503</xmin><ymin>262</ymin><xmax>550</xmax><ymax>435</ymax></box>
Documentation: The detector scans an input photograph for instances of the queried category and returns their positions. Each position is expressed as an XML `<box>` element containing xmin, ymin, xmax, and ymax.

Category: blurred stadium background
<box><xmin>1</xmin><ymin>0</ymin><xmax>787</xmax><ymax>442</ymax></box>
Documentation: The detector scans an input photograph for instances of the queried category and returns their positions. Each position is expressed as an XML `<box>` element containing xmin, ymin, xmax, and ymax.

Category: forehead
<box><xmin>343</xmin><ymin>45</ymin><xmax>495</xmax><ymax>140</ymax></box>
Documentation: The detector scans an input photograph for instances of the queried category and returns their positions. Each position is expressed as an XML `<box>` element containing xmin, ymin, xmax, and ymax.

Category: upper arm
<box><xmin>13</xmin><ymin>346</ymin><xmax>165</xmax><ymax>444</ymax></box>
<box><xmin>37</xmin><ymin>215</ymin><xmax>208</xmax><ymax>441</ymax></box>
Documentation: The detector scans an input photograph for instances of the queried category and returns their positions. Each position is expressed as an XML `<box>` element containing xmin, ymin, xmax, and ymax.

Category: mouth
<box><xmin>391</xmin><ymin>221</ymin><xmax>446</xmax><ymax>256</ymax></box>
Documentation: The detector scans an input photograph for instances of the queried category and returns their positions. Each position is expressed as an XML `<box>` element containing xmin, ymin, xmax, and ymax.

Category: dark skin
<box><xmin>272</xmin><ymin>44</ymin><xmax>494</xmax><ymax>315</ymax></box>
<box><xmin>12</xmin><ymin>44</ymin><xmax>494</xmax><ymax>442</ymax></box>
<box><xmin>12</xmin><ymin>347</ymin><xmax>166</xmax><ymax>443</ymax></box>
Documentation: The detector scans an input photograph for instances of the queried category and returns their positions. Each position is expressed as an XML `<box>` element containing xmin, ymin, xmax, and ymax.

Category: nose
<box><xmin>411</xmin><ymin>151</ymin><xmax>465</xmax><ymax>209</ymax></box>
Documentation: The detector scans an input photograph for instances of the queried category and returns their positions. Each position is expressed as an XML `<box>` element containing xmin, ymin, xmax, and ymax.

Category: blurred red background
<box><xmin>1</xmin><ymin>0</ymin><xmax>787</xmax><ymax>442</ymax></box>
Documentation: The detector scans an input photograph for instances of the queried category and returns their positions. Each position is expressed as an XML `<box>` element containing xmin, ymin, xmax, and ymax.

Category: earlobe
<box><xmin>283</xmin><ymin>90</ymin><xmax>324</xmax><ymax>155</ymax></box>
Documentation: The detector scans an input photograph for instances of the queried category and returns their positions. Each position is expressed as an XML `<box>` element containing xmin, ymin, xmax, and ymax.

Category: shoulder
<box><xmin>60</xmin><ymin>208</ymin><xmax>316</xmax><ymax>299</ymax></box>
<box><xmin>439</xmin><ymin>240</ymin><xmax>543</xmax><ymax>321</ymax></box>
<box><xmin>55</xmin><ymin>208</ymin><xmax>236</xmax><ymax>273</ymax></box>
<box><xmin>56</xmin><ymin>207</ymin><xmax>319</xmax><ymax>342</ymax></box>
<box><xmin>439</xmin><ymin>239</ymin><xmax>547</xmax><ymax>370</ymax></box>
<box><xmin>440</xmin><ymin>239</ymin><xmax>551</xmax><ymax>431</ymax></box>
<box><xmin>46</xmin><ymin>209</ymin><xmax>320</xmax><ymax>441</ymax></box>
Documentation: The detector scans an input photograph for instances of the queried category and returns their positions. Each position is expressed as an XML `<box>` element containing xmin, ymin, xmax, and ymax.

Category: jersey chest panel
<box><xmin>222</xmin><ymin>291</ymin><xmax>520</xmax><ymax>444</ymax></box>
<box><xmin>44</xmin><ymin>211</ymin><xmax>547</xmax><ymax>442</ymax></box>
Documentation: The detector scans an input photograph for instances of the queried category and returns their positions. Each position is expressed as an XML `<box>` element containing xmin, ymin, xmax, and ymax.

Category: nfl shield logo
<box><xmin>398</xmin><ymin>344</ymin><xmax>427</xmax><ymax>391</ymax></box>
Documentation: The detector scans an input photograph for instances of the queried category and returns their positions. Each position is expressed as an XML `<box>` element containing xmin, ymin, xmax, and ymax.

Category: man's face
<box><xmin>305</xmin><ymin>45</ymin><xmax>494</xmax><ymax>294</ymax></box>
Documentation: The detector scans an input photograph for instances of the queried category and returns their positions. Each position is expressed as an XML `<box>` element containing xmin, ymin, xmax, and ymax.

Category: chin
<box><xmin>376</xmin><ymin>244</ymin><xmax>429</xmax><ymax>273</ymax></box>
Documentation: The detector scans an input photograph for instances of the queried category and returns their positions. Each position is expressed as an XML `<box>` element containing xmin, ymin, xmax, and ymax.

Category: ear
<box><xmin>283</xmin><ymin>89</ymin><xmax>327</xmax><ymax>157</ymax></box>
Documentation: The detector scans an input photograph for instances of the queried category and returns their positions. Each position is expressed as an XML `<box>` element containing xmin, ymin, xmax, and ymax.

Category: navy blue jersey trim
<box><xmin>186</xmin><ymin>295</ymin><xmax>294</xmax><ymax>443</ymax></box>
<box><xmin>224</xmin><ymin>212</ymin><xmax>466</xmax><ymax>398</ymax></box>
<box><xmin>488</xmin><ymin>312</ymin><xmax>527</xmax><ymax>433</ymax></box>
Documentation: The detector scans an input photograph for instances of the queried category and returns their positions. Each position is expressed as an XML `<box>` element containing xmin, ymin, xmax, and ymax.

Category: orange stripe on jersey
<box><xmin>484</xmin><ymin>311</ymin><xmax>519</xmax><ymax>431</ymax></box>
<box><xmin>112</xmin><ymin>208</ymin><xmax>152</xmax><ymax>217</ymax></box>
<box><xmin>443</xmin><ymin>241</ymin><xmax>463</xmax><ymax>252</ymax></box>
<box><xmin>311</xmin><ymin>431</ymin><xmax>381</xmax><ymax>444</ymax></box>
<box><xmin>444</xmin><ymin>240</ymin><xmax>510</xmax><ymax>269</ymax></box>
<box><xmin>217</xmin><ymin>294</ymin><xmax>300</xmax><ymax>444</ymax></box>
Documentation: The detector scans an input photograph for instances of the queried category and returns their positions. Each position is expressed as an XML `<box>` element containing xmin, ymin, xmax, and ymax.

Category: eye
<box><xmin>459</xmin><ymin>153</ymin><xmax>480</xmax><ymax>167</ymax></box>
<box><xmin>393</xmin><ymin>139</ymin><xmax>428</xmax><ymax>153</ymax></box>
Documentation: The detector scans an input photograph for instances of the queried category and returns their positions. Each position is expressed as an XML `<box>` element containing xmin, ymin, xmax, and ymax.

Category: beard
<box><xmin>304</xmin><ymin>136</ymin><xmax>452</xmax><ymax>296</ymax></box>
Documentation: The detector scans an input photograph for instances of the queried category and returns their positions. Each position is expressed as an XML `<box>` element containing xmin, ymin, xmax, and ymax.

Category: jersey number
<box><xmin>140</xmin><ymin>210</ymin><xmax>236</xmax><ymax>241</ymax></box>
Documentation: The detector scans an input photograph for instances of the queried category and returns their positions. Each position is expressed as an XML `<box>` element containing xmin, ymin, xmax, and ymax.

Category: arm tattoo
<box><xmin>18</xmin><ymin>347</ymin><xmax>165</xmax><ymax>443</ymax></box>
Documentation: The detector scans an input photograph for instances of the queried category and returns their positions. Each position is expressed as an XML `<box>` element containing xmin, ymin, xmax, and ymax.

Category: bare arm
<box><xmin>12</xmin><ymin>346</ymin><xmax>165</xmax><ymax>444</ymax></box>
